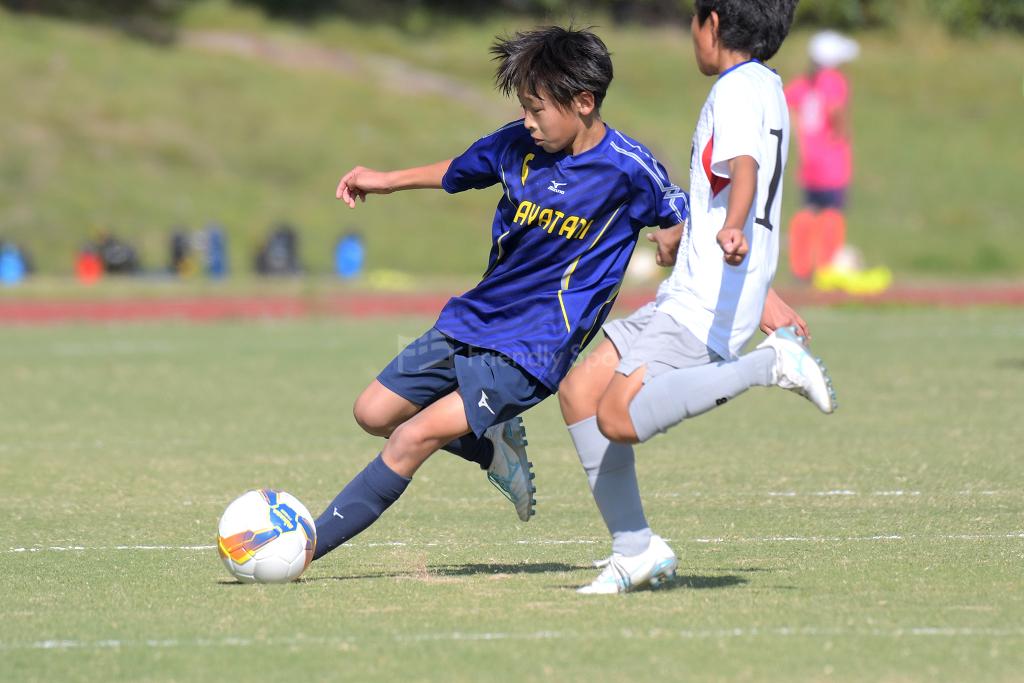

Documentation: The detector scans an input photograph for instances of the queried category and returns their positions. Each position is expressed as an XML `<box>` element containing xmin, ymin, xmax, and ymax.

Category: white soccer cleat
<box><xmin>577</xmin><ymin>534</ymin><xmax>678</xmax><ymax>594</ymax></box>
<box><xmin>756</xmin><ymin>325</ymin><xmax>837</xmax><ymax>414</ymax></box>
<box><xmin>484</xmin><ymin>417</ymin><xmax>536</xmax><ymax>522</ymax></box>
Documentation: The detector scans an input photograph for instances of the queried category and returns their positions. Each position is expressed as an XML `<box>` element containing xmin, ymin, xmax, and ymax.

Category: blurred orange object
<box><xmin>788</xmin><ymin>209</ymin><xmax>847</xmax><ymax>280</ymax></box>
<box><xmin>75</xmin><ymin>251</ymin><xmax>103</xmax><ymax>284</ymax></box>
<box><xmin>817</xmin><ymin>208</ymin><xmax>847</xmax><ymax>269</ymax></box>
<box><xmin>788</xmin><ymin>209</ymin><xmax>816</xmax><ymax>279</ymax></box>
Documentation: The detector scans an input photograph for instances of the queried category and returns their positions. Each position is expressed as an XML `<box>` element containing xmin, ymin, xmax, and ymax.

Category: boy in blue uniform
<box><xmin>312</xmin><ymin>26</ymin><xmax>689</xmax><ymax>560</ymax></box>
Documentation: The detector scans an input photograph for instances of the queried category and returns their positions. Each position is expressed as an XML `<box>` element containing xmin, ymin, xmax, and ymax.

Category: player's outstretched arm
<box><xmin>760</xmin><ymin>288</ymin><xmax>809</xmax><ymax>338</ymax></box>
<box><xmin>336</xmin><ymin>160</ymin><xmax>452</xmax><ymax>208</ymax></box>
<box><xmin>716</xmin><ymin>155</ymin><xmax>757</xmax><ymax>265</ymax></box>
<box><xmin>646</xmin><ymin>222</ymin><xmax>685</xmax><ymax>267</ymax></box>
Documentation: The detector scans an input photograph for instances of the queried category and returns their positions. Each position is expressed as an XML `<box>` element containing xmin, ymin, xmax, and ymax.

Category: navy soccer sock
<box><xmin>441</xmin><ymin>435</ymin><xmax>494</xmax><ymax>470</ymax></box>
<box><xmin>312</xmin><ymin>454</ymin><xmax>411</xmax><ymax>561</ymax></box>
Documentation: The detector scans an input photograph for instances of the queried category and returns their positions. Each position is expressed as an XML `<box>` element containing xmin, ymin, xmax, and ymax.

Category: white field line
<box><xmin>3</xmin><ymin>626</ymin><xmax>1024</xmax><ymax>652</ymax></box>
<box><xmin>4</xmin><ymin>489</ymin><xmax>1000</xmax><ymax>518</ymax></box>
<box><xmin>6</xmin><ymin>532</ymin><xmax>1024</xmax><ymax>554</ymax></box>
<box><xmin>654</xmin><ymin>489</ymin><xmax>1013</xmax><ymax>498</ymax></box>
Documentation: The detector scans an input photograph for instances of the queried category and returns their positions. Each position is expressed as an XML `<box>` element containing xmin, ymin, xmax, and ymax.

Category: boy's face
<box><xmin>691</xmin><ymin>12</ymin><xmax>719</xmax><ymax>76</ymax></box>
<box><xmin>518</xmin><ymin>88</ymin><xmax>585</xmax><ymax>155</ymax></box>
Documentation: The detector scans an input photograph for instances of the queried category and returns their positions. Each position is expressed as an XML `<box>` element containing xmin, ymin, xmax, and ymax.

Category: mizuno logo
<box><xmin>332</xmin><ymin>507</ymin><xmax>344</xmax><ymax>520</ymax></box>
<box><xmin>478</xmin><ymin>391</ymin><xmax>495</xmax><ymax>415</ymax></box>
<box><xmin>548</xmin><ymin>180</ymin><xmax>568</xmax><ymax>194</ymax></box>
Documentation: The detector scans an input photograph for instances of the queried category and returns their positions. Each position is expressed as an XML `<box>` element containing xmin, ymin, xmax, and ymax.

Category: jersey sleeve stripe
<box><xmin>612</xmin><ymin>131</ymin><xmax>666</xmax><ymax>181</ymax></box>
<box><xmin>609</xmin><ymin>142</ymin><xmax>687</xmax><ymax>225</ymax></box>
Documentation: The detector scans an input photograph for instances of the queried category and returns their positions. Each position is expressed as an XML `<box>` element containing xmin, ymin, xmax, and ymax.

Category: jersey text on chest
<box><xmin>512</xmin><ymin>199</ymin><xmax>595</xmax><ymax>241</ymax></box>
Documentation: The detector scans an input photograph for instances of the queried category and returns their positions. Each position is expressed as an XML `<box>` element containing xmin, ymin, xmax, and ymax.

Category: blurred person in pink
<box><xmin>784</xmin><ymin>30</ymin><xmax>859</xmax><ymax>281</ymax></box>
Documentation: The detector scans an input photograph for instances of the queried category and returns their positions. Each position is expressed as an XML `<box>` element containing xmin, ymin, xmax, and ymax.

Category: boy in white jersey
<box><xmin>558</xmin><ymin>0</ymin><xmax>838</xmax><ymax>594</ymax></box>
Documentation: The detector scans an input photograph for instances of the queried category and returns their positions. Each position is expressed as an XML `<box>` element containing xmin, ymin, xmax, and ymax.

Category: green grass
<box><xmin>1</xmin><ymin>308</ymin><xmax>1023</xmax><ymax>681</ymax></box>
<box><xmin>1</xmin><ymin>4</ymin><xmax>1022</xmax><ymax>279</ymax></box>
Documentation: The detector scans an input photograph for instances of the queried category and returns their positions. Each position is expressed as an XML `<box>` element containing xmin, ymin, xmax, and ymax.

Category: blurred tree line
<box><xmin>2</xmin><ymin>0</ymin><xmax>1021</xmax><ymax>37</ymax></box>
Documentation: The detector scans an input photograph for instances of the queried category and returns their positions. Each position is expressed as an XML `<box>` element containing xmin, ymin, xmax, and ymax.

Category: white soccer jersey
<box><xmin>656</xmin><ymin>60</ymin><xmax>790</xmax><ymax>360</ymax></box>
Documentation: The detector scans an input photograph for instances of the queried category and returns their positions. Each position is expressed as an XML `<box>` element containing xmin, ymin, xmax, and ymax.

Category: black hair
<box><xmin>694</xmin><ymin>0</ymin><xmax>798</xmax><ymax>62</ymax></box>
<box><xmin>491</xmin><ymin>26</ymin><xmax>614</xmax><ymax>110</ymax></box>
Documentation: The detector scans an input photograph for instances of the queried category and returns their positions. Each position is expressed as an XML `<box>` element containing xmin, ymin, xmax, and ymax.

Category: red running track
<box><xmin>1</xmin><ymin>285</ymin><xmax>1022</xmax><ymax>325</ymax></box>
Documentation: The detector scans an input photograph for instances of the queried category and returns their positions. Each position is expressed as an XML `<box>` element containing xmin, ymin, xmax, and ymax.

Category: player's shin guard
<box><xmin>312</xmin><ymin>454</ymin><xmax>411</xmax><ymax>560</ymax></box>
<box><xmin>627</xmin><ymin>349</ymin><xmax>775</xmax><ymax>442</ymax></box>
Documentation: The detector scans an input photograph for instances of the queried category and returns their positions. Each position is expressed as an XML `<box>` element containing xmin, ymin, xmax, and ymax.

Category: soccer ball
<box><xmin>217</xmin><ymin>489</ymin><xmax>317</xmax><ymax>583</ymax></box>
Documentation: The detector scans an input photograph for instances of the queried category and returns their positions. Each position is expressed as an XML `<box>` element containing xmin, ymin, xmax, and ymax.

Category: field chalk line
<box><xmin>3</xmin><ymin>626</ymin><xmax>1024</xmax><ymax>652</ymax></box>
<box><xmin>6</xmin><ymin>532</ymin><xmax>1024</xmax><ymax>554</ymax></box>
<box><xmin>652</xmin><ymin>489</ymin><xmax>1011</xmax><ymax>498</ymax></box>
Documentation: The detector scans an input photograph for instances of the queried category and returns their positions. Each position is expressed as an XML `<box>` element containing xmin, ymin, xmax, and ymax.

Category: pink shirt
<box><xmin>785</xmin><ymin>68</ymin><xmax>851</xmax><ymax>190</ymax></box>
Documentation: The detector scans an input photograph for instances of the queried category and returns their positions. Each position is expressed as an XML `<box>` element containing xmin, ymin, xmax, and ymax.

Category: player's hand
<box><xmin>336</xmin><ymin>167</ymin><xmax>393</xmax><ymax>208</ymax></box>
<box><xmin>760</xmin><ymin>288</ymin><xmax>810</xmax><ymax>338</ymax></box>
<box><xmin>647</xmin><ymin>223</ymin><xmax>684</xmax><ymax>267</ymax></box>
<box><xmin>716</xmin><ymin>226</ymin><xmax>749</xmax><ymax>265</ymax></box>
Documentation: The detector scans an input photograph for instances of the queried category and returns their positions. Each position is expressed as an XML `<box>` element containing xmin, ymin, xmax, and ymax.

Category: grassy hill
<box><xmin>2</xmin><ymin>3</ymin><xmax>1022</xmax><ymax>280</ymax></box>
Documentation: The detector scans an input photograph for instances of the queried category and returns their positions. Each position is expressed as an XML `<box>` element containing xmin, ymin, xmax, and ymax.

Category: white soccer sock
<box><xmin>628</xmin><ymin>348</ymin><xmax>775</xmax><ymax>442</ymax></box>
<box><xmin>568</xmin><ymin>416</ymin><xmax>651</xmax><ymax>557</ymax></box>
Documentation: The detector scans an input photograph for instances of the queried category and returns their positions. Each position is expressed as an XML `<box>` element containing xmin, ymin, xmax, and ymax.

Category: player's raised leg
<box><xmin>313</xmin><ymin>391</ymin><xmax>472</xmax><ymax>560</ymax></box>
<box><xmin>561</xmin><ymin>339</ymin><xmax>653</xmax><ymax>558</ymax></box>
<box><xmin>598</xmin><ymin>321</ymin><xmax>833</xmax><ymax>445</ymax></box>
<box><xmin>599</xmin><ymin>348</ymin><xmax>776</xmax><ymax>444</ymax></box>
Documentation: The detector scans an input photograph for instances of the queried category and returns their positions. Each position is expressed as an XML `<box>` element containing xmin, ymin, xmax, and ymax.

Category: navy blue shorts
<box><xmin>804</xmin><ymin>187</ymin><xmax>847</xmax><ymax>211</ymax></box>
<box><xmin>376</xmin><ymin>327</ymin><xmax>551</xmax><ymax>438</ymax></box>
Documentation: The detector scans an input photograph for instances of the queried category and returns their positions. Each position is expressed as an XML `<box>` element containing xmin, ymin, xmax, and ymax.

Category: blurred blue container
<box><xmin>0</xmin><ymin>244</ymin><xmax>26</xmax><ymax>285</ymax></box>
<box><xmin>334</xmin><ymin>233</ymin><xmax>365</xmax><ymax>279</ymax></box>
<box><xmin>206</xmin><ymin>226</ymin><xmax>227</xmax><ymax>279</ymax></box>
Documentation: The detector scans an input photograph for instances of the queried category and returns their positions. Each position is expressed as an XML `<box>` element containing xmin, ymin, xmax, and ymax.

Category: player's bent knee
<box><xmin>558</xmin><ymin>373</ymin><xmax>591</xmax><ymax>423</ymax></box>
<box><xmin>387</xmin><ymin>421</ymin><xmax>436</xmax><ymax>458</ymax></box>
<box><xmin>560</xmin><ymin>362</ymin><xmax>611</xmax><ymax>422</ymax></box>
<box><xmin>380</xmin><ymin>422</ymin><xmax>435</xmax><ymax>478</ymax></box>
<box><xmin>596</xmin><ymin>397</ymin><xmax>639</xmax><ymax>444</ymax></box>
<box><xmin>352</xmin><ymin>394</ymin><xmax>395</xmax><ymax>437</ymax></box>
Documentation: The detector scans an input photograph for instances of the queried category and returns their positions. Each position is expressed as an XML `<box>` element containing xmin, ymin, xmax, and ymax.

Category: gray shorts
<box><xmin>603</xmin><ymin>302</ymin><xmax>723</xmax><ymax>381</ymax></box>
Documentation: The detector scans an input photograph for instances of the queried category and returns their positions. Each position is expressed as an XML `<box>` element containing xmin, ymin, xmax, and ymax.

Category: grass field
<box><xmin>2</xmin><ymin>307</ymin><xmax>1023</xmax><ymax>681</ymax></box>
<box><xmin>2</xmin><ymin>3</ymin><xmax>1023</xmax><ymax>279</ymax></box>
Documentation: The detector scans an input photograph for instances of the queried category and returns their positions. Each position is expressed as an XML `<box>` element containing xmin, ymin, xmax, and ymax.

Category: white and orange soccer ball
<box><xmin>217</xmin><ymin>489</ymin><xmax>317</xmax><ymax>583</ymax></box>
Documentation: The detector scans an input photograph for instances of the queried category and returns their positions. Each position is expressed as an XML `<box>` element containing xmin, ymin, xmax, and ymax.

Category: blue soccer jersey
<box><xmin>437</xmin><ymin>120</ymin><xmax>689</xmax><ymax>390</ymax></box>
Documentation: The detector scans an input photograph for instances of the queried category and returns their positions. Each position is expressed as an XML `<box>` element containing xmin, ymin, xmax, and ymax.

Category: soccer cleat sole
<box><xmin>648</xmin><ymin>561</ymin><xmax>678</xmax><ymax>590</ymax></box>
<box><xmin>812</xmin><ymin>355</ymin><xmax>838</xmax><ymax>414</ymax></box>
<box><xmin>503</xmin><ymin>417</ymin><xmax>536</xmax><ymax>520</ymax></box>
